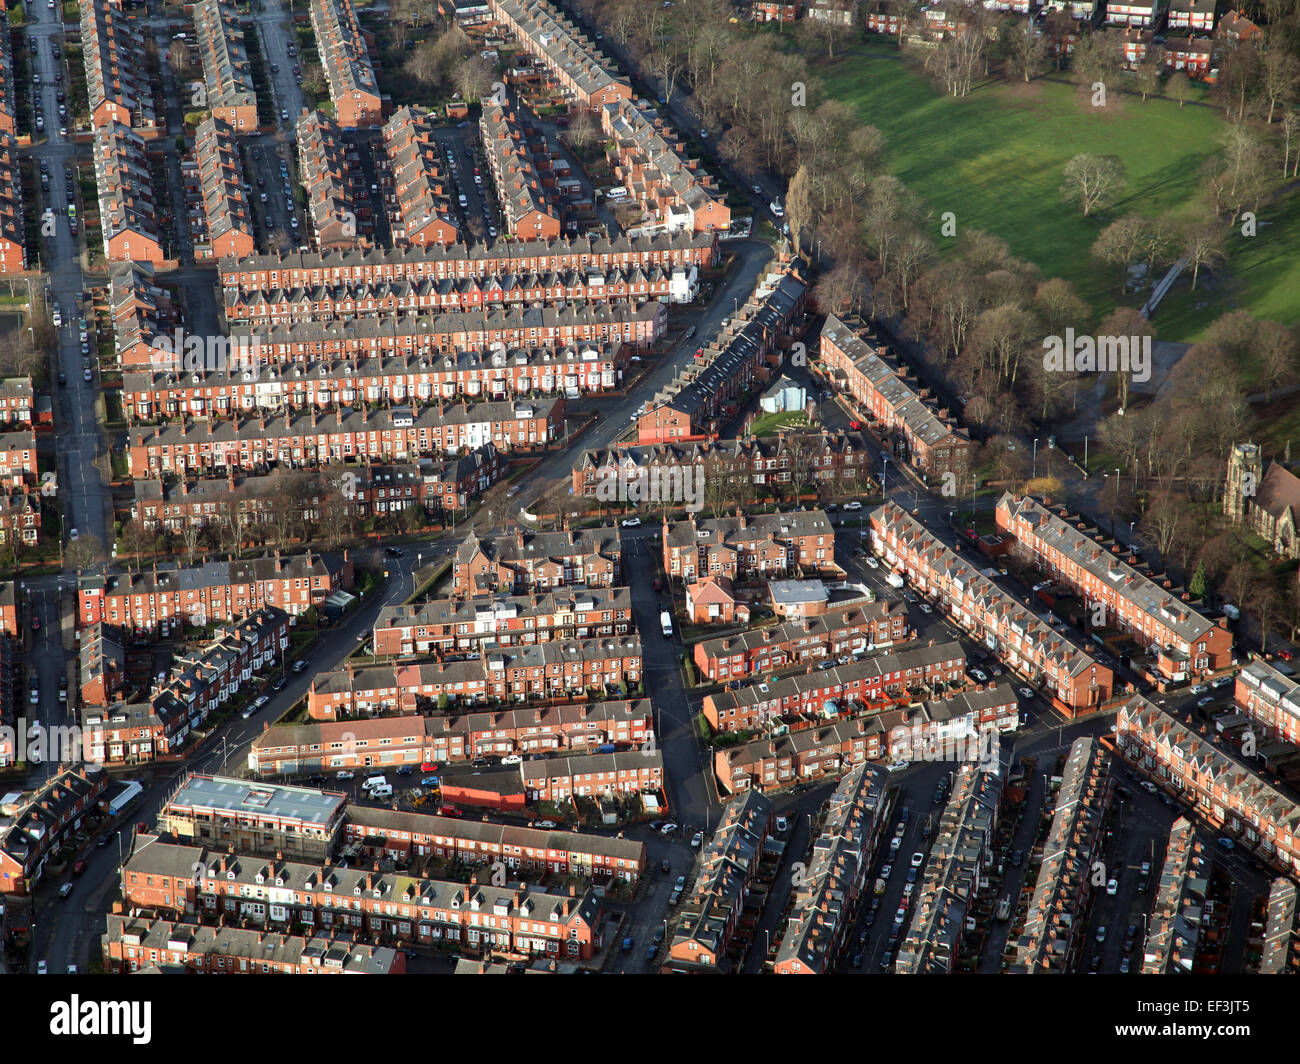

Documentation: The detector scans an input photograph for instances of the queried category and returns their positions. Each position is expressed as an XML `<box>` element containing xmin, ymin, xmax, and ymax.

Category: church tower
<box><xmin>1225</xmin><ymin>442</ymin><xmax>1263</xmax><ymax>522</ymax></box>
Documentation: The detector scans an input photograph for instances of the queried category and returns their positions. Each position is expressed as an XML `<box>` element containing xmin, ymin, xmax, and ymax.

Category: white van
<box><xmin>361</xmin><ymin>774</ymin><xmax>387</xmax><ymax>792</ymax></box>
<box><xmin>605</xmin><ymin>187</ymin><xmax>629</xmax><ymax>200</ymax></box>
<box><xmin>369</xmin><ymin>783</ymin><xmax>393</xmax><ymax>799</ymax></box>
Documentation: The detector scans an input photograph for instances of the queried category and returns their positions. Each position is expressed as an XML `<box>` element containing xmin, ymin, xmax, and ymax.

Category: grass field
<box><xmin>814</xmin><ymin>43</ymin><xmax>1300</xmax><ymax>341</ymax></box>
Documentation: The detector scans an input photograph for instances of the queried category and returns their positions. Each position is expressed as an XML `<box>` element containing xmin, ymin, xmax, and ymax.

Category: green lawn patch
<box><xmin>814</xmin><ymin>46</ymin><xmax>1293</xmax><ymax>338</ymax></box>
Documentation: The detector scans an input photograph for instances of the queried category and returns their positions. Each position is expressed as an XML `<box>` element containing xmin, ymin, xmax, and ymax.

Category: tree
<box><xmin>1251</xmin><ymin>582</ymin><xmax>1282</xmax><ymax>653</ymax></box>
<box><xmin>1283</xmin><ymin>109</ymin><xmax>1300</xmax><ymax>177</ymax></box>
<box><xmin>66</xmin><ymin>533</ymin><xmax>106</xmax><ymax>571</ymax></box>
<box><xmin>1060</xmin><ymin>154</ymin><xmax>1125</xmax><ymax>218</ymax></box>
<box><xmin>1099</xmin><ymin>306</ymin><xmax>1154</xmax><ymax>411</ymax></box>
<box><xmin>1257</xmin><ymin>320</ymin><xmax>1298</xmax><ymax>399</ymax></box>
<box><xmin>1261</xmin><ymin>44</ymin><xmax>1299</xmax><ymax>123</ymax></box>
<box><xmin>1005</xmin><ymin>16</ymin><xmax>1049</xmax><ymax>83</ymax></box>
<box><xmin>452</xmin><ymin>54</ymin><xmax>495</xmax><ymax>101</ymax></box>
<box><xmin>1181</xmin><ymin>215</ymin><xmax>1228</xmax><ymax>290</ymax></box>
<box><xmin>1091</xmin><ymin>214</ymin><xmax>1149</xmax><ymax>293</ymax></box>
<box><xmin>1032</xmin><ymin>277</ymin><xmax>1090</xmax><ymax>340</ymax></box>
<box><xmin>1189</xmin><ymin>560</ymin><xmax>1208</xmax><ymax>600</ymax></box>
<box><xmin>1135</xmin><ymin>47</ymin><xmax>1166</xmax><ymax>101</ymax></box>
<box><xmin>1166</xmin><ymin>70</ymin><xmax>1193</xmax><ymax>107</ymax></box>
<box><xmin>1214</xmin><ymin>40</ymin><xmax>1262</xmax><ymax>121</ymax></box>
<box><xmin>1071</xmin><ymin>27</ymin><xmax>1124</xmax><ymax>96</ymax></box>
<box><xmin>785</xmin><ymin>164</ymin><xmax>814</xmax><ymax>261</ymax></box>
<box><xmin>300</xmin><ymin>62</ymin><xmax>328</xmax><ymax>99</ymax></box>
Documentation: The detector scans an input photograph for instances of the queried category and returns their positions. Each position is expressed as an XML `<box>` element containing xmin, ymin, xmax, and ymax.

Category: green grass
<box><xmin>815</xmin><ymin>45</ymin><xmax>1296</xmax><ymax>339</ymax></box>
<box><xmin>749</xmin><ymin>410</ymin><xmax>809</xmax><ymax>436</ymax></box>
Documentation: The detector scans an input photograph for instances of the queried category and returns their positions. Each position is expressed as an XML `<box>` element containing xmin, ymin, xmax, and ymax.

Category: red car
<box><xmin>438</xmin><ymin>805</ymin><xmax>464</xmax><ymax>819</ymax></box>
<box><xmin>72</xmin><ymin>860</ymin><xmax>87</xmax><ymax>877</ymax></box>
<box><xmin>1280</xmin><ymin>650</ymin><xmax>1295</xmax><ymax>661</ymax></box>
<box><xmin>652</xmin><ymin>577</ymin><xmax>663</xmax><ymax>593</ymax></box>
<box><xmin>420</xmin><ymin>761</ymin><xmax>438</xmax><ymax>772</ymax></box>
<box><xmin>848</xmin><ymin>420</ymin><xmax>862</xmax><ymax>431</ymax></box>
<box><xmin>31</xmin><ymin>616</ymin><xmax>39</xmax><ymax>631</ymax></box>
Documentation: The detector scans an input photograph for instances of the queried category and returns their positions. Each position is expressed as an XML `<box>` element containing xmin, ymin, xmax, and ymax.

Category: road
<box><xmin>25</xmin><ymin>3</ymin><xmax>110</xmax><ymax>553</ymax></box>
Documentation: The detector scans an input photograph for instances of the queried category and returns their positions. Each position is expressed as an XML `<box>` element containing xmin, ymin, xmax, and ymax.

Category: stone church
<box><xmin>1225</xmin><ymin>442</ymin><xmax>1300</xmax><ymax>559</ymax></box>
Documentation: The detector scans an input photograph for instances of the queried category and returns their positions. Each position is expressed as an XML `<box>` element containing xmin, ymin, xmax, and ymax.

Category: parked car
<box><xmin>336</xmin><ymin>770</ymin><xmax>355</xmax><ymax>780</ymax></box>
<box><xmin>691</xmin><ymin>831</ymin><xmax>704</xmax><ymax>848</ymax></box>
<box><xmin>58</xmin><ymin>882</ymin><xmax>73</xmax><ymax>898</ymax></box>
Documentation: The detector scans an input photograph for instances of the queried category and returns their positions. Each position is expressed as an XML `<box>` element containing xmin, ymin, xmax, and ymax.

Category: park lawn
<box><xmin>812</xmin><ymin>44</ymin><xmax>1289</xmax><ymax>338</ymax></box>
<box><xmin>750</xmin><ymin>410</ymin><xmax>809</xmax><ymax>436</ymax></box>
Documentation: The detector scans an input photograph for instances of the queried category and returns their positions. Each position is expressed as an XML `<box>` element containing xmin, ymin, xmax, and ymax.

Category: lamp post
<box><xmin>1113</xmin><ymin>468</ymin><xmax>1121</xmax><ymax>539</ymax></box>
<box><xmin>1032</xmin><ymin>438</ymin><xmax>1038</xmax><ymax>481</ymax></box>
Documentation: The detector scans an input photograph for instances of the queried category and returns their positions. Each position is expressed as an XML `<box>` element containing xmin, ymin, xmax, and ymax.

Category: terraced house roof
<box><xmin>382</xmin><ymin>107</ymin><xmax>457</xmax><ymax>245</ymax></box>
<box><xmin>192</xmin><ymin>0</ymin><xmax>257</xmax><ymax>116</ymax></box>
<box><xmin>493</xmin><ymin>0</ymin><xmax>629</xmax><ymax>100</ymax></box>
<box><xmin>999</xmin><ymin>493</ymin><xmax>1219</xmax><ymax>646</ymax></box>
<box><xmin>310</xmin><ymin>0</ymin><xmax>380</xmax><ymax>102</ymax></box>
<box><xmin>194</xmin><ymin>118</ymin><xmax>253</xmax><ymax>246</ymax></box>
<box><xmin>298</xmin><ymin>110</ymin><xmax>364</xmax><ymax>249</ymax></box>
<box><xmin>93</xmin><ymin>123</ymin><xmax>161</xmax><ymax>251</ymax></box>
<box><xmin>80</xmin><ymin>0</ymin><xmax>156</xmax><ymax>127</ymax></box>
<box><xmin>480</xmin><ymin>99</ymin><xmax>560</xmax><ymax>235</ymax></box>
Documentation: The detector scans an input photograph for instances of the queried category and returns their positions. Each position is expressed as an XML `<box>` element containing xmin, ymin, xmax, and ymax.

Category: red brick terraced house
<box><xmin>601</xmin><ymin>97</ymin><xmax>731</xmax><ymax>235</ymax></box>
<box><xmin>93</xmin><ymin>123</ymin><xmax>165</xmax><ymax>265</ymax></box>
<box><xmin>310</xmin><ymin>0</ymin><xmax>383</xmax><ymax>128</ymax></box>
<box><xmin>0</xmin><ymin>132</ymin><xmax>25</xmax><ymax>274</ymax></box>
<box><xmin>713</xmin><ymin>686</ymin><xmax>1019</xmax><ymax>794</ymax></box>
<box><xmin>0</xmin><ymin>381</ymin><xmax>33</xmax><ymax>430</ymax></box>
<box><xmin>370</xmin><ymin>587</ymin><xmax>634</xmax><ymax>656</ymax></box>
<box><xmin>299</xmin><ymin>109</ymin><xmax>369</xmax><ymax>250</ymax></box>
<box><xmin>0</xmin><ymin>6</ymin><xmax>16</xmax><ymax>137</ymax></box>
<box><xmin>78</xmin><ymin>620</ymin><xmax>128</xmax><ymax>706</ymax></box>
<box><xmin>700</xmin><ymin>639</ymin><xmax>968</xmax><ymax>734</ymax></box>
<box><xmin>692</xmin><ymin>600</ymin><xmax>912</xmax><ymax>682</ymax></box>
<box><xmin>0</xmin><ymin>429</ymin><xmax>35</xmax><ymax>487</ymax></box>
<box><xmin>77</xmin><ymin>550</ymin><xmax>354</xmax><ymax>631</ymax></box>
<box><xmin>1164</xmin><ymin>36</ymin><xmax>1214</xmax><ymax>77</ymax></box>
<box><xmin>381</xmin><ymin>106</ymin><xmax>459</xmax><ymax>247</ymax></box>
<box><xmin>818</xmin><ymin>314</ymin><xmax>973</xmax><ymax>481</ymax></box>
<box><xmin>636</xmin><ymin>270</ymin><xmax>806</xmax><ymax>445</ymax></box>
<box><xmin>0</xmin><ymin>579</ymin><xmax>19</xmax><ymax>638</ymax></box>
<box><xmin>249</xmin><ymin>698</ymin><xmax>653</xmax><ymax>772</ymax></box>
<box><xmin>304</xmin><ymin>637</ymin><xmax>642</xmax><ymax>719</ymax></box>
<box><xmin>189</xmin><ymin>117</ymin><xmax>256</xmax><ymax>260</ymax></box>
<box><xmin>126</xmin><ymin>398</ymin><xmax>564</xmax><ymax>476</ymax></box>
<box><xmin>218</xmin><ymin>232</ymin><xmax>717</xmax><ymax>308</ymax></box>
<box><xmin>870</xmin><ymin>502</ymin><xmax>1114</xmax><ymax>715</ymax></box>
<box><xmin>0</xmin><ymin>768</ymin><xmax>109</xmax><ymax>895</ymax></box>
<box><xmin>489</xmin><ymin>0</ymin><xmax>634</xmax><ymax>109</ymax></box>
<box><xmin>772</xmin><ymin>763</ymin><xmax>888</xmax><ymax>974</ymax></box>
<box><xmin>1007</xmin><ymin>735</ymin><xmax>1113</xmax><ymax>973</ymax></box>
<box><xmin>521</xmin><ymin>748</ymin><xmax>662</xmax><ymax>803</ymax></box>
<box><xmin>662</xmin><ymin>509</ymin><xmax>840</xmax><ymax>586</ymax></box>
<box><xmin>453</xmin><ymin>527</ymin><xmax>622</xmax><ymax>596</ymax></box>
<box><xmin>1114</xmin><ymin>695</ymin><xmax>1300</xmax><ymax>877</ymax></box>
<box><xmin>120</xmin><ymin>344</ymin><xmax>625</xmax><ymax>418</ymax></box>
<box><xmin>79</xmin><ymin>608</ymin><xmax>290</xmax><ymax>765</ymax></box>
<box><xmin>192</xmin><ymin>0</ymin><xmax>259</xmax><ymax>131</ymax></box>
<box><xmin>118</xmin><ymin>836</ymin><xmax>605</xmax><ymax>959</ymax></box>
<box><xmin>571</xmin><ymin>431</ymin><xmax>872</xmax><ymax>499</ymax></box>
<box><xmin>1235</xmin><ymin>659</ymin><xmax>1300</xmax><ymax>748</ymax></box>
<box><xmin>995</xmin><ymin>493</ymin><xmax>1233</xmax><ymax>680</ymax></box>
<box><xmin>103</xmin><ymin>914</ymin><xmax>405</xmax><ymax>974</ymax></box>
<box><xmin>110</xmin><ymin>262</ymin><xmax>174</xmax><ymax>369</ymax></box>
<box><xmin>1105</xmin><ymin>0</ymin><xmax>1165</xmax><ymax>25</ymax></box>
<box><xmin>344</xmin><ymin>806</ymin><xmax>648</xmax><ymax>884</ymax></box>
<box><xmin>480</xmin><ymin>99</ymin><xmax>564</xmax><ymax>241</ymax></box>
<box><xmin>1167</xmin><ymin>0</ymin><xmax>1217</xmax><ymax>31</ymax></box>
<box><xmin>665</xmin><ymin>790</ymin><xmax>773</xmax><ymax>972</ymax></box>
<box><xmin>80</xmin><ymin>0</ymin><xmax>158</xmax><ymax>130</ymax></box>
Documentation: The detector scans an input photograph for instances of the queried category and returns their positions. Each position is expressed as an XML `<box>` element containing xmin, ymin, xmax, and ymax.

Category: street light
<box><xmin>1032</xmin><ymin>438</ymin><xmax>1038</xmax><ymax>481</ymax></box>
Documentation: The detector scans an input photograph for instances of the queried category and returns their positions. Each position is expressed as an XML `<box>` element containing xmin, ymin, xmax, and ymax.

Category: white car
<box><xmin>691</xmin><ymin>831</ymin><xmax>704</xmax><ymax>848</ymax></box>
<box><xmin>1018</xmin><ymin>687</ymin><xmax>1035</xmax><ymax>700</ymax></box>
<box><xmin>621</xmin><ymin>517</ymin><xmax>642</xmax><ymax>528</ymax></box>
<box><xmin>919</xmin><ymin>603</ymin><xmax>933</xmax><ymax>614</ymax></box>
<box><xmin>843</xmin><ymin>501</ymin><xmax>863</xmax><ymax>511</ymax></box>
<box><xmin>660</xmin><ymin>822</ymin><xmax>679</xmax><ymax>835</ymax></box>
<box><xmin>37</xmin><ymin>960</ymin><xmax>48</xmax><ymax>974</ymax></box>
<box><xmin>500</xmin><ymin>754</ymin><xmax>522</xmax><ymax>766</ymax></box>
<box><xmin>66</xmin><ymin>965</ymin><xmax>77</xmax><ymax>974</ymax></box>
<box><xmin>864</xmin><ymin>556</ymin><xmax>879</xmax><ymax>569</ymax></box>
<box><xmin>533</xmin><ymin>820</ymin><xmax>558</xmax><ymax>829</ymax></box>
<box><xmin>910</xmin><ymin>851</ymin><xmax>924</xmax><ymax>868</ymax></box>
<box><xmin>337</xmin><ymin>770</ymin><xmax>355</xmax><ymax>780</ymax></box>
<box><xmin>1189</xmin><ymin>684</ymin><xmax>1209</xmax><ymax>695</ymax></box>
<box><xmin>969</xmin><ymin>668</ymin><xmax>988</xmax><ymax>683</ymax></box>
<box><xmin>1106</xmin><ymin>878</ymin><xmax>1118</xmax><ymax>896</ymax></box>
<box><xmin>69</xmin><ymin>528</ymin><xmax>79</xmax><ymax>540</ymax></box>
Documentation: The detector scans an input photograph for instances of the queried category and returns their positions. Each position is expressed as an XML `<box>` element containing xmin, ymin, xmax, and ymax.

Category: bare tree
<box><xmin>1181</xmin><ymin>215</ymin><xmax>1228</xmax><ymax>290</ymax></box>
<box><xmin>1060</xmin><ymin>153</ymin><xmax>1126</xmax><ymax>218</ymax></box>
